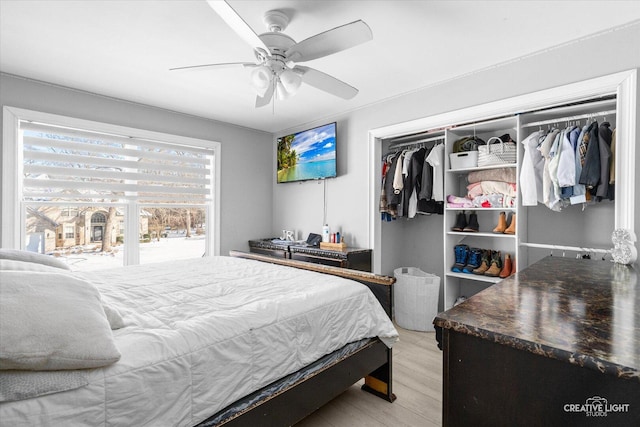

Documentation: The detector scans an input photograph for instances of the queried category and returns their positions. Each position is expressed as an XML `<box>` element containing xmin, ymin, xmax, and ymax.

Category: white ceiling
<box><xmin>2</xmin><ymin>1</ymin><xmax>640</xmax><ymax>133</ymax></box>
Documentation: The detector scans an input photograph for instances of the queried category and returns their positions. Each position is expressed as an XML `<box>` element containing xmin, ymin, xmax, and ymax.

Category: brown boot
<box><xmin>504</xmin><ymin>213</ymin><xmax>516</xmax><ymax>235</ymax></box>
<box><xmin>493</xmin><ymin>212</ymin><xmax>507</xmax><ymax>233</ymax></box>
<box><xmin>472</xmin><ymin>250</ymin><xmax>491</xmax><ymax>275</ymax></box>
<box><xmin>484</xmin><ymin>251</ymin><xmax>502</xmax><ymax>277</ymax></box>
<box><xmin>499</xmin><ymin>253</ymin><xmax>512</xmax><ymax>278</ymax></box>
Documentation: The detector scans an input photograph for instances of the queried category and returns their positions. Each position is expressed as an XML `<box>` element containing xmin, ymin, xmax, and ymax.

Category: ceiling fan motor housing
<box><xmin>258</xmin><ymin>32</ymin><xmax>296</xmax><ymax>58</ymax></box>
<box><xmin>263</xmin><ymin>10</ymin><xmax>289</xmax><ymax>32</ymax></box>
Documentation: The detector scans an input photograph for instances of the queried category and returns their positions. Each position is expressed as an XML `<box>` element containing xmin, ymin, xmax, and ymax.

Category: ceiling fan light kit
<box><xmin>173</xmin><ymin>0</ymin><xmax>373</xmax><ymax>108</ymax></box>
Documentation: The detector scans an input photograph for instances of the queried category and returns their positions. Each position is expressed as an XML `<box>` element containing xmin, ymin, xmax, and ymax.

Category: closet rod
<box><xmin>522</xmin><ymin>109</ymin><xmax>616</xmax><ymax>128</ymax></box>
<box><xmin>520</xmin><ymin>242</ymin><xmax>611</xmax><ymax>255</ymax></box>
<box><xmin>388</xmin><ymin>135</ymin><xmax>444</xmax><ymax>150</ymax></box>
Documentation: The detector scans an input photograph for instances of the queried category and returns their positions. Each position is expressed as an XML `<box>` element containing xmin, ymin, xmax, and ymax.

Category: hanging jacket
<box><xmin>546</xmin><ymin>130</ymin><xmax>563</xmax><ymax>211</ymax></box>
<box><xmin>538</xmin><ymin>129</ymin><xmax>559</xmax><ymax>210</ymax></box>
<box><xmin>609</xmin><ymin>128</ymin><xmax>616</xmax><ymax>185</ymax></box>
<box><xmin>385</xmin><ymin>153</ymin><xmax>402</xmax><ymax>209</ymax></box>
<box><xmin>560</xmin><ymin>126</ymin><xmax>580</xmax><ymax>199</ymax></box>
<box><xmin>595</xmin><ymin>122</ymin><xmax>613</xmax><ymax>200</ymax></box>
<box><xmin>519</xmin><ymin>130</ymin><xmax>542</xmax><ymax>206</ymax></box>
<box><xmin>418</xmin><ymin>145</ymin><xmax>434</xmax><ymax>201</ymax></box>
<box><xmin>569</xmin><ymin>124</ymin><xmax>589</xmax><ymax>205</ymax></box>
<box><xmin>557</xmin><ymin>126</ymin><xmax>577</xmax><ymax>188</ymax></box>
<box><xmin>405</xmin><ymin>147</ymin><xmax>426</xmax><ymax>218</ymax></box>
<box><xmin>578</xmin><ymin>121</ymin><xmax>600</xmax><ymax>190</ymax></box>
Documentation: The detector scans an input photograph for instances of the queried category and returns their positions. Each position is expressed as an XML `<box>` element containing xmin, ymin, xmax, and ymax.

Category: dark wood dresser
<box><xmin>434</xmin><ymin>256</ymin><xmax>639</xmax><ymax>426</ymax></box>
<box><xmin>248</xmin><ymin>239</ymin><xmax>372</xmax><ymax>272</ymax></box>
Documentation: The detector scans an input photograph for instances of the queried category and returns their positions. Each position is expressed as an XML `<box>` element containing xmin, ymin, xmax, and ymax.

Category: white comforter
<box><xmin>1</xmin><ymin>256</ymin><xmax>398</xmax><ymax>426</ymax></box>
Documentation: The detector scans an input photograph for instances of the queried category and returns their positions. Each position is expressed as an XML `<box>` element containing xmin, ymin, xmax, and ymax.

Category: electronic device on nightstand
<box><xmin>305</xmin><ymin>233</ymin><xmax>322</xmax><ymax>247</ymax></box>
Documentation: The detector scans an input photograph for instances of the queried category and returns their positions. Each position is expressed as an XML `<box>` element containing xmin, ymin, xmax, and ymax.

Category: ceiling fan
<box><xmin>170</xmin><ymin>0</ymin><xmax>373</xmax><ymax>108</ymax></box>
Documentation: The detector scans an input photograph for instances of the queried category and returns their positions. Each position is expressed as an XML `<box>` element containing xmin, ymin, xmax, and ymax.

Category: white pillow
<box><xmin>0</xmin><ymin>259</ymin><xmax>125</xmax><ymax>330</ymax></box>
<box><xmin>0</xmin><ymin>271</ymin><xmax>121</xmax><ymax>370</ymax></box>
<box><xmin>0</xmin><ymin>258</ymin><xmax>68</xmax><ymax>273</ymax></box>
<box><xmin>0</xmin><ymin>249</ymin><xmax>70</xmax><ymax>270</ymax></box>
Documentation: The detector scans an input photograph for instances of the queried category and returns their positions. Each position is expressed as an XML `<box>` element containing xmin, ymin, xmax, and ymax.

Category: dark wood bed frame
<box><xmin>197</xmin><ymin>251</ymin><xmax>396</xmax><ymax>426</ymax></box>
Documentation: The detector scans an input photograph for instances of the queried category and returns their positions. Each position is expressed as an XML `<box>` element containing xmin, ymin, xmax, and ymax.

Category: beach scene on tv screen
<box><xmin>277</xmin><ymin>123</ymin><xmax>336</xmax><ymax>183</ymax></box>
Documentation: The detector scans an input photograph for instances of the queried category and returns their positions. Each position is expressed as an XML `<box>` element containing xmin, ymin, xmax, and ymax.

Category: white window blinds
<box><xmin>20</xmin><ymin>122</ymin><xmax>214</xmax><ymax>204</ymax></box>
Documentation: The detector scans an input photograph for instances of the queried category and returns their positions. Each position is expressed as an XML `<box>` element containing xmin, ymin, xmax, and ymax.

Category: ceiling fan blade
<box><xmin>206</xmin><ymin>0</ymin><xmax>269</xmax><ymax>53</ymax></box>
<box><xmin>294</xmin><ymin>66</ymin><xmax>358</xmax><ymax>100</ymax></box>
<box><xmin>255</xmin><ymin>82</ymin><xmax>275</xmax><ymax>108</ymax></box>
<box><xmin>286</xmin><ymin>20</ymin><xmax>372</xmax><ymax>62</ymax></box>
<box><xmin>169</xmin><ymin>62</ymin><xmax>255</xmax><ymax>71</ymax></box>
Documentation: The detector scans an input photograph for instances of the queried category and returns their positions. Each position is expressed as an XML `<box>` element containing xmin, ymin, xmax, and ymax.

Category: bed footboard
<box><xmin>228</xmin><ymin>250</ymin><xmax>394</xmax><ymax>317</ymax></box>
<box><xmin>228</xmin><ymin>250</ymin><xmax>396</xmax><ymax>404</ymax></box>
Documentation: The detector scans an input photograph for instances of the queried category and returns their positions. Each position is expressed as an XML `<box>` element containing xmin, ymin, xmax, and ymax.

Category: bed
<box><xmin>0</xmin><ymin>249</ymin><xmax>398</xmax><ymax>426</ymax></box>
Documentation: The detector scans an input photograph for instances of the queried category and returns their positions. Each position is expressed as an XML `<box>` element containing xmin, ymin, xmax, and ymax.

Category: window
<box><xmin>3</xmin><ymin>107</ymin><xmax>221</xmax><ymax>270</ymax></box>
<box><xmin>64</xmin><ymin>225</ymin><xmax>75</xmax><ymax>239</ymax></box>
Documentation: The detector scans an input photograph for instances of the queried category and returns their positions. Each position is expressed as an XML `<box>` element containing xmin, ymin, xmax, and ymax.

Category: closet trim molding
<box><xmin>367</xmin><ymin>69</ymin><xmax>637</xmax><ymax>274</ymax></box>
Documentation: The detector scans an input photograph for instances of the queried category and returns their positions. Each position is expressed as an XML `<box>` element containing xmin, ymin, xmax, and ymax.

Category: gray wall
<box><xmin>0</xmin><ymin>73</ymin><xmax>273</xmax><ymax>256</ymax></box>
<box><xmin>272</xmin><ymin>21</ymin><xmax>640</xmax><ymax>276</ymax></box>
<box><xmin>3</xmin><ymin>21</ymin><xmax>639</xmax><ymax>274</ymax></box>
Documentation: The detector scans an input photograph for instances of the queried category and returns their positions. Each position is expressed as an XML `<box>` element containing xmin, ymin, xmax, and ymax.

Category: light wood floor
<box><xmin>296</xmin><ymin>327</ymin><xmax>443</xmax><ymax>427</ymax></box>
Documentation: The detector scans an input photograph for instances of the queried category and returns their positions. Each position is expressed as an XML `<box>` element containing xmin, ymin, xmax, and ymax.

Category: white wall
<box><xmin>272</xmin><ymin>21</ymin><xmax>640</xmax><ymax>276</ymax></box>
<box><xmin>0</xmin><ymin>73</ymin><xmax>274</xmax><ymax>256</ymax></box>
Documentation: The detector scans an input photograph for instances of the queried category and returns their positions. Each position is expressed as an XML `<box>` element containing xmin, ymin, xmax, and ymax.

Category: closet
<box><xmin>443</xmin><ymin>116</ymin><xmax>519</xmax><ymax>308</ymax></box>
<box><xmin>369</xmin><ymin>70</ymin><xmax>637</xmax><ymax>312</ymax></box>
<box><xmin>378</xmin><ymin>131</ymin><xmax>446</xmax><ymax>293</ymax></box>
<box><xmin>443</xmin><ymin>99</ymin><xmax>617</xmax><ymax>309</ymax></box>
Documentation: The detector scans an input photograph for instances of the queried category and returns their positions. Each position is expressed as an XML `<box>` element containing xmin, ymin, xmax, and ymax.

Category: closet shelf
<box><xmin>445</xmin><ymin>207</ymin><xmax>516</xmax><ymax>212</ymax></box>
<box><xmin>447</xmin><ymin>231</ymin><xmax>517</xmax><ymax>238</ymax></box>
<box><xmin>447</xmin><ymin>163</ymin><xmax>517</xmax><ymax>173</ymax></box>
<box><xmin>446</xmin><ymin>272</ymin><xmax>502</xmax><ymax>284</ymax></box>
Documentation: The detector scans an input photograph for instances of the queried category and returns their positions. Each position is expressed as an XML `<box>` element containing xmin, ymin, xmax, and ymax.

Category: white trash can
<box><xmin>393</xmin><ymin>267</ymin><xmax>441</xmax><ymax>332</ymax></box>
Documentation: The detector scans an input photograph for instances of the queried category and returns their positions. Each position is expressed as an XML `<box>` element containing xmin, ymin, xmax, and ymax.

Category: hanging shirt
<box><xmin>519</xmin><ymin>130</ymin><xmax>542</xmax><ymax>206</ymax></box>
<box><xmin>538</xmin><ymin>129</ymin><xmax>560</xmax><ymax>210</ymax></box>
<box><xmin>406</xmin><ymin>148</ymin><xmax>426</xmax><ymax>218</ymax></box>
<box><xmin>547</xmin><ymin>130</ymin><xmax>563</xmax><ymax>211</ymax></box>
<box><xmin>569</xmin><ymin>125</ymin><xmax>587</xmax><ymax>205</ymax></box>
<box><xmin>557</xmin><ymin>126</ymin><xmax>577</xmax><ymax>188</ymax></box>
<box><xmin>425</xmin><ymin>144</ymin><xmax>445</xmax><ymax>202</ymax></box>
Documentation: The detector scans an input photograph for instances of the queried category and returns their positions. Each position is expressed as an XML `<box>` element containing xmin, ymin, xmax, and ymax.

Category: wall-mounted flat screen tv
<box><xmin>277</xmin><ymin>122</ymin><xmax>337</xmax><ymax>183</ymax></box>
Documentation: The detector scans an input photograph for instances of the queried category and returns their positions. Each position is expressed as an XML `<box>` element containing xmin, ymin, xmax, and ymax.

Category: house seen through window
<box><xmin>8</xmin><ymin>110</ymin><xmax>217</xmax><ymax>271</ymax></box>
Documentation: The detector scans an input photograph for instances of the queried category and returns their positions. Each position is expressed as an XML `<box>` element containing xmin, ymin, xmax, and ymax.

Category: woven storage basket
<box><xmin>477</xmin><ymin>136</ymin><xmax>517</xmax><ymax>167</ymax></box>
<box><xmin>393</xmin><ymin>267</ymin><xmax>440</xmax><ymax>331</ymax></box>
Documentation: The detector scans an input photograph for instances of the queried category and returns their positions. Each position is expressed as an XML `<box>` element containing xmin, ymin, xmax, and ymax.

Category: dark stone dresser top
<box><xmin>434</xmin><ymin>256</ymin><xmax>639</xmax><ymax>382</ymax></box>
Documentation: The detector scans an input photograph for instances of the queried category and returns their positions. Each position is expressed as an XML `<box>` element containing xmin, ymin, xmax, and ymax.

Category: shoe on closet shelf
<box><xmin>472</xmin><ymin>250</ymin><xmax>492</xmax><ymax>275</ymax></box>
<box><xmin>462</xmin><ymin>212</ymin><xmax>480</xmax><ymax>232</ymax></box>
<box><xmin>493</xmin><ymin>212</ymin><xmax>507</xmax><ymax>233</ymax></box>
<box><xmin>451</xmin><ymin>244</ymin><xmax>469</xmax><ymax>273</ymax></box>
<box><xmin>454</xmin><ymin>296</ymin><xmax>467</xmax><ymax>306</ymax></box>
<box><xmin>504</xmin><ymin>213</ymin><xmax>516</xmax><ymax>235</ymax></box>
<box><xmin>499</xmin><ymin>253</ymin><xmax>513</xmax><ymax>278</ymax></box>
<box><xmin>484</xmin><ymin>251</ymin><xmax>503</xmax><ymax>277</ymax></box>
<box><xmin>451</xmin><ymin>211</ymin><xmax>468</xmax><ymax>232</ymax></box>
<box><xmin>462</xmin><ymin>248</ymin><xmax>483</xmax><ymax>274</ymax></box>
